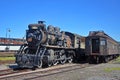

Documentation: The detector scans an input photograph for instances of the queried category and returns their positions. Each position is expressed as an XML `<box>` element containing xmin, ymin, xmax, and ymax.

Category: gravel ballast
<box><xmin>35</xmin><ymin>63</ymin><xmax>120</xmax><ymax>80</ymax></box>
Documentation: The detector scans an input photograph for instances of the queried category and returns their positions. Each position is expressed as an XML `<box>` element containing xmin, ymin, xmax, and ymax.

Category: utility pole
<box><xmin>5</xmin><ymin>28</ymin><xmax>11</xmax><ymax>51</ymax></box>
<box><xmin>8</xmin><ymin>28</ymin><xmax>11</xmax><ymax>44</ymax></box>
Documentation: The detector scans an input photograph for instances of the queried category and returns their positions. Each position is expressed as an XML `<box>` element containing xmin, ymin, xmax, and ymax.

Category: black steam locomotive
<box><xmin>15</xmin><ymin>21</ymin><xmax>85</xmax><ymax>68</ymax></box>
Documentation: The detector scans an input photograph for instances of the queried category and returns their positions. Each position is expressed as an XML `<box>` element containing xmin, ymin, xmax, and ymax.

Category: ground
<box><xmin>35</xmin><ymin>63</ymin><xmax>120</xmax><ymax>80</ymax></box>
<box><xmin>0</xmin><ymin>52</ymin><xmax>15</xmax><ymax>65</ymax></box>
<box><xmin>0</xmin><ymin>52</ymin><xmax>120</xmax><ymax>80</ymax></box>
<box><xmin>32</xmin><ymin>57</ymin><xmax>120</xmax><ymax>80</ymax></box>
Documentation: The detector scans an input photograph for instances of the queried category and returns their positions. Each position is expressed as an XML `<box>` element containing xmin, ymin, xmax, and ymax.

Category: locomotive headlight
<box><xmin>27</xmin><ymin>38</ymin><xmax>32</xmax><ymax>42</ymax></box>
<box><xmin>31</xmin><ymin>26</ymin><xmax>38</xmax><ymax>29</ymax></box>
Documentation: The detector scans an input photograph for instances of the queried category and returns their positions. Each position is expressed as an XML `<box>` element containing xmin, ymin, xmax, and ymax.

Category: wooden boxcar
<box><xmin>85</xmin><ymin>31</ymin><xmax>120</xmax><ymax>63</ymax></box>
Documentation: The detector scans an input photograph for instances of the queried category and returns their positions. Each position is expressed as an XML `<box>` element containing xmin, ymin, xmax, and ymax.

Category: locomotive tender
<box><xmin>15</xmin><ymin>21</ymin><xmax>84</xmax><ymax>68</ymax></box>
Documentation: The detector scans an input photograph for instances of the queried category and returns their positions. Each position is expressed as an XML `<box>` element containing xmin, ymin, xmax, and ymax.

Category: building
<box><xmin>0</xmin><ymin>37</ymin><xmax>25</xmax><ymax>52</ymax></box>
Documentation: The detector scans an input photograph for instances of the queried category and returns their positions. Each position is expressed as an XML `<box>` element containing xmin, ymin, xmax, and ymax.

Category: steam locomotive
<box><xmin>15</xmin><ymin>21</ymin><xmax>85</xmax><ymax>68</ymax></box>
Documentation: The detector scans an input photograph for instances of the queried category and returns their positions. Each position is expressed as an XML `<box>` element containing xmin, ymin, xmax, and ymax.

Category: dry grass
<box><xmin>104</xmin><ymin>67</ymin><xmax>120</xmax><ymax>72</ymax></box>
<box><xmin>0</xmin><ymin>52</ymin><xmax>15</xmax><ymax>64</ymax></box>
<box><xmin>104</xmin><ymin>56</ymin><xmax>120</xmax><ymax>72</ymax></box>
<box><xmin>0</xmin><ymin>57</ymin><xmax>15</xmax><ymax>61</ymax></box>
<box><xmin>113</xmin><ymin>56</ymin><xmax>120</xmax><ymax>64</ymax></box>
<box><xmin>0</xmin><ymin>52</ymin><xmax>15</xmax><ymax>57</ymax></box>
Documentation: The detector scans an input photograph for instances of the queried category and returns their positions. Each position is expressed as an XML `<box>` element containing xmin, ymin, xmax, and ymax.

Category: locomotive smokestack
<box><xmin>38</xmin><ymin>21</ymin><xmax>45</xmax><ymax>24</ymax></box>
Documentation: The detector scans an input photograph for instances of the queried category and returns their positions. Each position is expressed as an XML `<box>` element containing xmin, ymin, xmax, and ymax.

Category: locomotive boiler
<box><xmin>15</xmin><ymin>21</ymin><xmax>83</xmax><ymax>68</ymax></box>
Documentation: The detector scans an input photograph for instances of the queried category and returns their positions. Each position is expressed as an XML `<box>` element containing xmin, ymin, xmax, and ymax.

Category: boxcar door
<box><xmin>91</xmin><ymin>38</ymin><xmax>100</xmax><ymax>53</ymax></box>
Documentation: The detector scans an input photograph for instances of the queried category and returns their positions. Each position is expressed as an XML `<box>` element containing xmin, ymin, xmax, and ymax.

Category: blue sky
<box><xmin>0</xmin><ymin>0</ymin><xmax>120</xmax><ymax>41</ymax></box>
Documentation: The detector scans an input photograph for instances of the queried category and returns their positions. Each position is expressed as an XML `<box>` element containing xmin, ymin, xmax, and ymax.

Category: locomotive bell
<box><xmin>38</xmin><ymin>21</ymin><xmax>45</xmax><ymax>24</ymax></box>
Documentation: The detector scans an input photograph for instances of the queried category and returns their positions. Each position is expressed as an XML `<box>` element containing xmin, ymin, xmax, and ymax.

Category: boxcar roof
<box><xmin>88</xmin><ymin>31</ymin><xmax>118</xmax><ymax>43</ymax></box>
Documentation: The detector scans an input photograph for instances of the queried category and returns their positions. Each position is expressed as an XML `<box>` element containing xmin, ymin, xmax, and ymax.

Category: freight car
<box><xmin>85</xmin><ymin>31</ymin><xmax>120</xmax><ymax>63</ymax></box>
<box><xmin>15</xmin><ymin>21</ymin><xmax>84</xmax><ymax>68</ymax></box>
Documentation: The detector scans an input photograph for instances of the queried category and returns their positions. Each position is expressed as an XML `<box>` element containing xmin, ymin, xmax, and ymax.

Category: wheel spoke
<box><xmin>37</xmin><ymin>60</ymin><xmax>42</xmax><ymax>68</ymax></box>
<box><xmin>53</xmin><ymin>60</ymin><xmax>59</xmax><ymax>66</ymax></box>
<box><xmin>60</xmin><ymin>55</ymin><xmax>66</xmax><ymax>64</ymax></box>
<box><xmin>48</xmin><ymin>61</ymin><xmax>52</xmax><ymax>67</ymax></box>
<box><xmin>68</xmin><ymin>55</ymin><xmax>73</xmax><ymax>63</ymax></box>
<box><xmin>68</xmin><ymin>58</ymin><xmax>73</xmax><ymax>63</ymax></box>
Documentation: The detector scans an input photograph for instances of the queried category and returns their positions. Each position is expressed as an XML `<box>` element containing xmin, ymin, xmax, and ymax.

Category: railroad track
<box><xmin>0</xmin><ymin>68</ymin><xmax>31</xmax><ymax>77</ymax></box>
<box><xmin>0</xmin><ymin>63</ymin><xmax>94</xmax><ymax>80</ymax></box>
<box><xmin>0</xmin><ymin>69</ymin><xmax>14</xmax><ymax>76</ymax></box>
